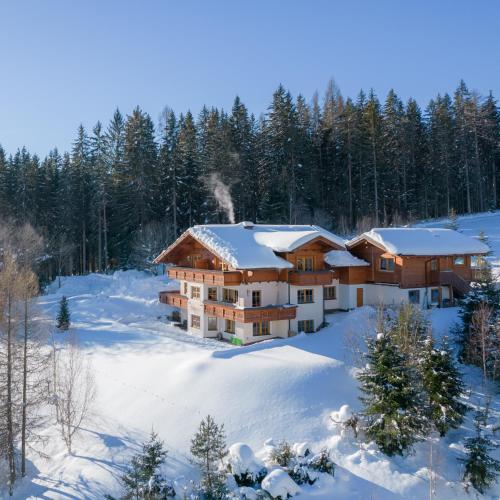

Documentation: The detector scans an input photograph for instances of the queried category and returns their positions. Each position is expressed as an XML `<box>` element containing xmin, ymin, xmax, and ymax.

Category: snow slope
<box><xmin>8</xmin><ymin>212</ymin><xmax>500</xmax><ymax>499</ymax></box>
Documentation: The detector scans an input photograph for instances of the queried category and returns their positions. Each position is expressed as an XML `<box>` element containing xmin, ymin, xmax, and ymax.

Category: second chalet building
<box><xmin>154</xmin><ymin>222</ymin><xmax>488</xmax><ymax>345</ymax></box>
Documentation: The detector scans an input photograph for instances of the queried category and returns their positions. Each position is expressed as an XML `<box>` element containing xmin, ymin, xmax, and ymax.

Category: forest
<box><xmin>0</xmin><ymin>79</ymin><xmax>498</xmax><ymax>275</ymax></box>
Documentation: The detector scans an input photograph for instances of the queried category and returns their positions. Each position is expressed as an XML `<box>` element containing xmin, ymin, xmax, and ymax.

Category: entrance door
<box><xmin>356</xmin><ymin>288</ymin><xmax>364</xmax><ymax>307</ymax></box>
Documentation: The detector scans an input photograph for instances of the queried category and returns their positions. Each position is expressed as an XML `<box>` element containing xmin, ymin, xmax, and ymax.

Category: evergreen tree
<box><xmin>190</xmin><ymin>415</ymin><xmax>228</xmax><ymax>499</ymax></box>
<box><xmin>420</xmin><ymin>337</ymin><xmax>467</xmax><ymax>436</ymax></box>
<box><xmin>56</xmin><ymin>296</ymin><xmax>70</xmax><ymax>330</ymax></box>
<box><xmin>460</xmin><ymin>407</ymin><xmax>500</xmax><ymax>494</ymax></box>
<box><xmin>122</xmin><ymin>431</ymin><xmax>175</xmax><ymax>499</ymax></box>
<box><xmin>358</xmin><ymin>331</ymin><xmax>428</xmax><ymax>456</ymax></box>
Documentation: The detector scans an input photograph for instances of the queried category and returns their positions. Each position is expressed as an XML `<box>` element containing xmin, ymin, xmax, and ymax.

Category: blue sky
<box><xmin>1</xmin><ymin>0</ymin><xmax>499</xmax><ymax>157</ymax></box>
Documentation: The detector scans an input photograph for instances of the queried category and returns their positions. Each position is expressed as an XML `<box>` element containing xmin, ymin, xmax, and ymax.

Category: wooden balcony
<box><xmin>167</xmin><ymin>266</ymin><xmax>242</xmax><ymax>286</ymax></box>
<box><xmin>288</xmin><ymin>270</ymin><xmax>334</xmax><ymax>286</ymax></box>
<box><xmin>204</xmin><ymin>301</ymin><xmax>297</xmax><ymax>323</ymax></box>
<box><xmin>159</xmin><ymin>290</ymin><xmax>188</xmax><ymax>309</ymax></box>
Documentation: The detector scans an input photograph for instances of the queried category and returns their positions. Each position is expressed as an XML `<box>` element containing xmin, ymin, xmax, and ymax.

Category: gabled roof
<box><xmin>325</xmin><ymin>250</ymin><xmax>370</xmax><ymax>267</ymax></box>
<box><xmin>155</xmin><ymin>222</ymin><xmax>346</xmax><ymax>270</ymax></box>
<box><xmin>347</xmin><ymin>228</ymin><xmax>489</xmax><ymax>256</ymax></box>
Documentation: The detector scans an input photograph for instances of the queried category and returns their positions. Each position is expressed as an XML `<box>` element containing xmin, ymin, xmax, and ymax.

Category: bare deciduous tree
<box><xmin>54</xmin><ymin>334</ymin><xmax>96</xmax><ymax>454</ymax></box>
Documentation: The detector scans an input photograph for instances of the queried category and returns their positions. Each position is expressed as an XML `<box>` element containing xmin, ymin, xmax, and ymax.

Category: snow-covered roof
<box><xmin>187</xmin><ymin>223</ymin><xmax>345</xmax><ymax>269</ymax></box>
<box><xmin>347</xmin><ymin>228</ymin><xmax>489</xmax><ymax>256</ymax></box>
<box><xmin>325</xmin><ymin>250</ymin><xmax>369</xmax><ymax>267</ymax></box>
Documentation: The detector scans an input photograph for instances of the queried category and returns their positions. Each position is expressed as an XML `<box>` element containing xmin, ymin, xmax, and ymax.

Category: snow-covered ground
<box><xmin>9</xmin><ymin>211</ymin><xmax>500</xmax><ymax>499</ymax></box>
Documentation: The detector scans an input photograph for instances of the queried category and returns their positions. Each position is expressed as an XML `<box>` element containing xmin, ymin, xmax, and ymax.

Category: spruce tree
<box><xmin>122</xmin><ymin>431</ymin><xmax>175</xmax><ymax>499</ymax></box>
<box><xmin>420</xmin><ymin>337</ymin><xmax>467</xmax><ymax>436</ymax></box>
<box><xmin>460</xmin><ymin>407</ymin><xmax>500</xmax><ymax>494</ymax></box>
<box><xmin>56</xmin><ymin>296</ymin><xmax>70</xmax><ymax>330</ymax></box>
<box><xmin>190</xmin><ymin>415</ymin><xmax>228</xmax><ymax>499</ymax></box>
<box><xmin>358</xmin><ymin>331</ymin><xmax>428</xmax><ymax>456</ymax></box>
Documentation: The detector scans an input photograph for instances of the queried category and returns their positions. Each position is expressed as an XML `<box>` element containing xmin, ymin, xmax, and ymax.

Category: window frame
<box><xmin>183</xmin><ymin>282</ymin><xmax>188</xmax><ymax>295</ymax></box>
<box><xmin>207</xmin><ymin>316</ymin><xmax>218</xmax><ymax>331</ymax></box>
<box><xmin>379</xmin><ymin>256</ymin><xmax>395</xmax><ymax>272</ymax></box>
<box><xmin>222</xmin><ymin>288</ymin><xmax>239</xmax><ymax>304</ymax></box>
<box><xmin>298</xmin><ymin>319</ymin><xmax>314</xmax><ymax>333</ymax></box>
<box><xmin>191</xmin><ymin>314</ymin><xmax>201</xmax><ymax>329</ymax></box>
<box><xmin>297</xmin><ymin>256</ymin><xmax>314</xmax><ymax>272</ymax></box>
<box><xmin>297</xmin><ymin>289</ymin><xmax>314</xmax><ymax>304</ymax></box>
<box><xmin>430</xmin><ymin>288</ymin><xmax>439</xmax><ymax>304</ymax></box>
<box><xmin>225</xmin><ymin>319</ymin><xmax>235</xmax><ymax>334</ymax></box>
<box><xmin>253</xmin><ymin>321</ymin><xmax>270</xmax><ymax>336</ymax></box>
<box><xmin>191</xmin><ymin>286</ymin><xmax>201</xmax><ymax>299</ymax></box>
<box><xmin>207</xmin><ymin>287</ymin><xmax>217</xmax><ymax>301</ymax></box>
<box><xmin>252</xmin><ymin>290</ymin><xmax>262</xmax><ymax>307</ymax></box>
<box><xmin>324</xmin><ymin>286</ymin><xmax>337</xmax><ymax>300</ymax></box>
<box><xmin>430</xmin><ymin>259</ymin><xmax>438</xmax><ymax>271</ymax></box>
<box><xmin>453</xmin><ymin>256</ymin><xmax>465</xmax><ymax>266</ymax></box>
<box><xmin>408</xmin><ymin>290</ymin><xmax>420</xmax><ymax>304</ymax></box>
<box><xmin>470</xmin><ymin>255</ymin><xmax>481</xmax><ymax>268</ymax></box>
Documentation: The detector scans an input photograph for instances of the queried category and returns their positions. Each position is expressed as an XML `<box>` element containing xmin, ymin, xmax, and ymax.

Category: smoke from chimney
<box><xmin>208</xmin><ymin>173</ymin><xmax>235</xmax><ymax>224</ymax></box>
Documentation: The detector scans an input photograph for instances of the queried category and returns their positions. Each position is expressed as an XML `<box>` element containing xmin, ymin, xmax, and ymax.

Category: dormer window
<box><xmin>379</xmin><ymin>257</ymin><xmax>395</xmax><ymax>272</ymax></box>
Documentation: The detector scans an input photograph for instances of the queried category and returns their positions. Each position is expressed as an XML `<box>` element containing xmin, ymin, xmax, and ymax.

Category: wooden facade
<box><xmin>347</xmin><ymin>238</ymin><xmax>480</xmax><ymax>291</ymax></box>
<box><xmin>159</xmin><ymin>290</ymin><xmax>188</xmax><ymax>309</ymax></box>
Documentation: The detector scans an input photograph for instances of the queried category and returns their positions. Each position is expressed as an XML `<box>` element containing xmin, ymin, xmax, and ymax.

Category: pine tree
<box><xmin>190</xmin><ymin>415</ymin><xmax>228</xmax><ymax>499</ymax></box>
<box><xmin>56</xmin><ymin>296</ymin><xmax>70</xmax><ymax>330</ymax></box>
<box><xmin>358</xmin><ymin>331</ymin><xmax>428</xmax><ymax>456</ymax></box>
<box><xmin>460</xmin><ymin>407</ymin><xmax>500</xmax><ymax>494</ymax></box>
<box><xmin>420</xmin><ymin>337</ymin><xmax>467</xmax><ymax>436</ymax></box>
<box><xmin>122</xmin><ymin>431</ymin><xmax>175</xmax><ymax>499</ymax></box>
<box><xmin>445</xmin><ymin>207</ymin><xmax>458</xmax><ymax>230</ymax></box>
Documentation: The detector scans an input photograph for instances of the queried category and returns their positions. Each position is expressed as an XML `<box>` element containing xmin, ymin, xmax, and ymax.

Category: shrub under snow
<box><xmin>261</xmin><ymin>469</ymin><xmax>301</xmax><ymax>499</ymax></box>
<box><xmin>227</xmin><ymin>443</ymin><xmax>266</xmax><ymax>486</ymax></box>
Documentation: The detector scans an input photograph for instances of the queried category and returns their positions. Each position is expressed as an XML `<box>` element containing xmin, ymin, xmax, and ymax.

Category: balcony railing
<box><xmin>204</xmin><ymin>301</ymin><xmax>297</xmax><ymax>323</ymax></box>
<box><xmin>288</xmin><ymin>270</ymin><xmax>334</xmax><ymax>286</ymax></box>
<box><xmin>167</xmin><ymin>266</ymin><xmax>242</xmax><ymax>286</ymax></box>
<box><xmin>159</xmin><ymin>290</ymin><xmax>188</xmax><ymax>309</ymax></box>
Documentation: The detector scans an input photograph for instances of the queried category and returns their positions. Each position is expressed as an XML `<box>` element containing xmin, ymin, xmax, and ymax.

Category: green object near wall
<box><xmin>231</xmin><ymin>337</ymin><xmax>243</xmax><ymax>346</ymax></box>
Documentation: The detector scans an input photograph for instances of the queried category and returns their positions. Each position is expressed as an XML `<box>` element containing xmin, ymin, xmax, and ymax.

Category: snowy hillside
<box><xmin>9</xmin><ymin>212</ymin><xmax>500</xmax><ymax>499</ymax></box>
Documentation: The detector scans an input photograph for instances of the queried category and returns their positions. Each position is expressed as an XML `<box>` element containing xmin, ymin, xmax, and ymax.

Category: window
<box><xmin>222</xmin><ymin>288</ymin><xmax>239</xmax><ymax>303</ymax></box>
<box><xmin>191</xmin><ymin>286</ymin><xmax>200</xmax><ymax>299</ymax></box>
<box><xmin>208</xmin><ymin>287</ymin><xmax>217</xmax><ymax>301</ymax></box>
<box><xmin>252</xmin><ymin>290</ymin><xmax>261</xmax><ymax>307</ymax></box>
<box><xmin>191</xmin><ymin>315</ymin><xmax>200</xmax><ymax>329</ymax></box>
<box><xmin>470</xmin><ymin>255</ymin><xmax>482</xmax><ymax>268</ymax></box>
<box><xmin>225</xmin><ymin>319</ymin><xmax>235</xmax><ymax>334</ymax></box>
<box><xmin>207</xmin><ymin>317</ymin><xmax>217</xmax><ymax>331</ymax></box>
<box><xmin>431</xmin><ymin>288</ymin><xmax>439</xmax><ymax>304</ymax></box>
<box><xmin>453</xmin><ymin>256</ymin><xmax>465</xmax><ymax>266</ymax></box>
<box><xmin>253</xmin><ymin>321</ymin><xmax>270</xmax><ymax>336</ymax></box>
<box><xmin>297</xmin><ymin>256</ymin><xmax>313</xmax><ymax>271</ymax></box>
<box><xmin>183</xmin><ymin>282</ymin><xmax>188</xmax><ymax>295</ymax></box>
<box><xmin>221</xmin><ymin>262</ymin><xmax>230</xmax><ymax>271</ymax></box>
<box><xmin>430</xmin><ymin>259</ymin><xmax>438</xmax><ymax>271</ymax></box>
<box><xmin>408</xmin><ymin>290</ymin><xmax>420</xmax><ymax>304</ymax></box>
<box><xmin>297</xmin><ymin>289</ymin><xmax>314</xmax><ymax>304</ymax></box>
<box><xmin>324</xmin><ymin>286</ymin><xmax>337</xmax><ymax>300</ymax></box>
<box><xmin>380</xmin><ymin>257</ymin><xmax>395</xmax><ymax>272</ymax></box>
<box><xmin>298</xmin><ymin>320</ymin><xmax>314</xmax><ymax>333</ymax></box>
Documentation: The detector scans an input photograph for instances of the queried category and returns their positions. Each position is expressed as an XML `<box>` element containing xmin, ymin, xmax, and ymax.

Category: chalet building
<box><xmin>154</xmin><ymin>223</ymin><xmax>488</xmax><ymax>345</ymax></box>
<box><xmin>345</xmin><ymin>228</ymin><xmax>489</xmax><ymax>309</ymax></box>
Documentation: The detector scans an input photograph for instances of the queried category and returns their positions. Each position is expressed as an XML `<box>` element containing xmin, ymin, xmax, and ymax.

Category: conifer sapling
<box><xmin>358</xmin><ymin>331</ymin><xmax>428</xmax><ymax>456</ymax></box>
<box><xmin>56</xmin><ymin>295</ymin><xmax>71</xmax><ymax>330</ymax></box>
<box><xmin>460</xmin><ymin>407</ymin><xmax>500</xmax><ymax>494</ymax></box>
<box><xmin>190</xmin><ymin>415</ymin><xmax>228</xmax><ymax>500</ymax></box>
